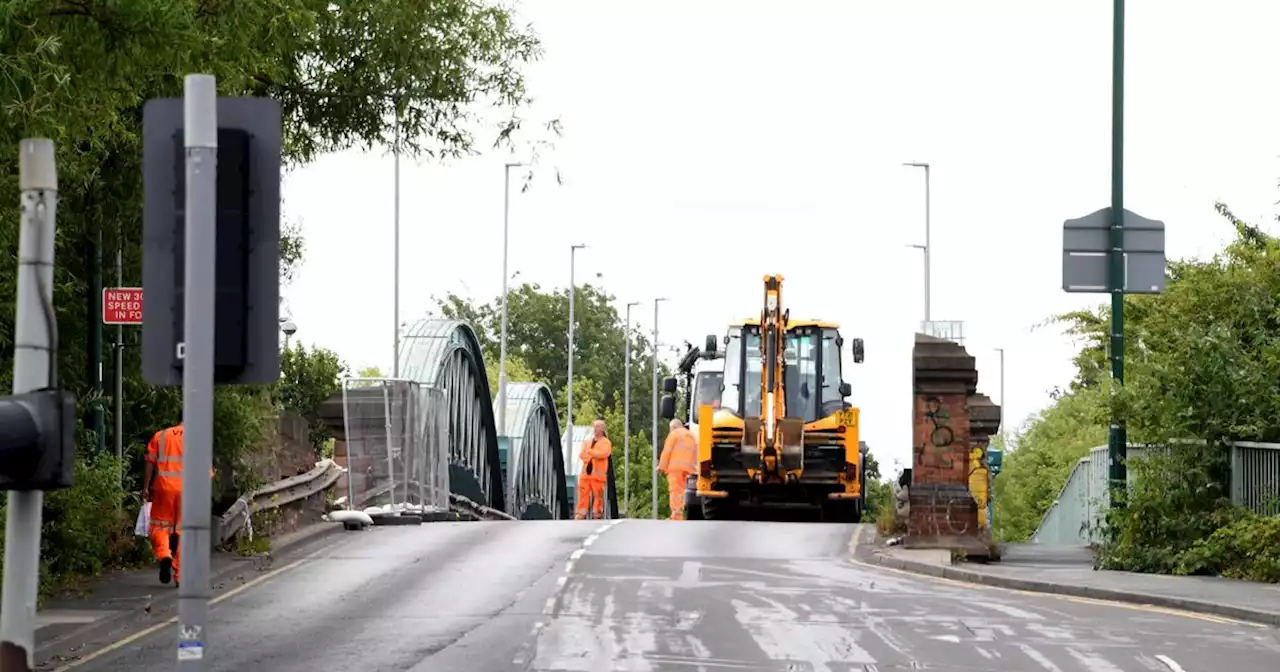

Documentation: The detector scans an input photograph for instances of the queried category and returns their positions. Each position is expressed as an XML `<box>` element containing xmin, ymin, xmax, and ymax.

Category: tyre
<box><xmin>701</xmin><ymin>493</ymin><xmax>737</xmax><ymax>521</ymax></box>
<box><xmin>821</xmin><ymin>498</ymin><xmax>862</xmax><ymax>523</ymax></box>
<box><xmin>684</xmin><ymin>485</ymin><xmax>704</xmax><ymax>520</ymax></box>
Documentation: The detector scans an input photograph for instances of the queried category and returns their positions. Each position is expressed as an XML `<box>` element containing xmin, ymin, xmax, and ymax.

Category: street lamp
<box><xmin>280</xmin><ymin>318</ymin><xmax>297</xmax><ymax>350</ymax></box>
<box><xmin>623</xmin><ymin>300</ymin><xmax>641</xmax><ymax>515</ymax></box>
<box><xmin>903</xmin><ymin>161</ymin><xmax>931</xmax><ymax>323</ymax></box>
<box><xmin>392</xmin><ymin>103</ymin><xmax>403</xmax><ymax>378</ymax></box>
<box><xmin>995</xmin><ymin>347</ymin><xmax>1006</xmax><ymax>448</ymax></box>
<box><xmin>651</xmin><ymin>297</ymin><xmax>669</xmax><ymax>519</ymax></box>
<box><xmin>565</xmin><ymin>243</ymin><xmax>587</xmax><ymax>468</ymax></box>
<box><xmin>497</xmin><ymin>161</ymin><xmax>526</xmax><ymax>433</ymax></box>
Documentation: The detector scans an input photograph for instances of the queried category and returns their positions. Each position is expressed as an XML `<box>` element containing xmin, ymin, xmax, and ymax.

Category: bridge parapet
<box><xmin>908</xmin><ymin>333</ymin><xmax>993</xmax><ymax>557</ymax></box>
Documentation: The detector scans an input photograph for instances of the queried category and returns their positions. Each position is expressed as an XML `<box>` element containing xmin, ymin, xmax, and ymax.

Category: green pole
<box><xmin>92</xmin><ymin>226</ymin><xmax>105</xmax><ymax>452</ymax></box>
<box><xmin>1107</xmin><ymin>0</ymin><xmax>1127</xmax><ymax>501</ymax></box>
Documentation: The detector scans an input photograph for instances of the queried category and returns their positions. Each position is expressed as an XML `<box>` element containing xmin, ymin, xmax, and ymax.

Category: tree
<box><xmin>485</xmin><ymin>355</ymin><xmax>535</xmax><ymax>400</ymax></box>
<box><xmin>276</xmin><ymin>345</ymin><xmax>347</xmax><ymax>456</ymax></box>
<box><xmin>437</xmin><ymin>282</ymin><xmax>672</xmax><ymax>441</ymax></box>
<box><xmin>1000</xmin><ymin>202</ymin><xmax>1280</xmax><ymax>578</ymax></box>
<box><xmin>991</xmin><ymin>386</ymin><xmax>1107</xmax><ymax>541</ymax></box>
<box><xmin>0</xmin><ymin>0</ymin><xmax>555</xmax><ymax>593</ymax></box>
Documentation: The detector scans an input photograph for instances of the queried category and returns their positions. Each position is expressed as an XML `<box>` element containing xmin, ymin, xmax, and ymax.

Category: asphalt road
<box><xmin>66</xmin><ymin>520</ymin><xmax>1280</xmax><ymax>671</ymax></box>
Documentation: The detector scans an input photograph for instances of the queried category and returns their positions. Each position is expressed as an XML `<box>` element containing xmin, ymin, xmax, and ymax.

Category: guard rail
<box><xmin>217</xmin><ymin>459</ymin><xmax>346</xmax><ymax>545</ymax></box>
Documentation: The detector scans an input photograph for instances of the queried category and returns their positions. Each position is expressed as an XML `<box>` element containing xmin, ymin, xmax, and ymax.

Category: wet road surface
<box><xmin>68</xmin><ymin>520</ymin><xmax>1280</xmax><ymax>671</ymax></box>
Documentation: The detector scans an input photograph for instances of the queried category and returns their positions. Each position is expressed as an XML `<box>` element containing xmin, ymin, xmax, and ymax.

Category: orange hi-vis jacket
<box><xmin>146</xmin><ymin>425</ymin><xmax>215</xmax><ymax>492</ymax></box>
<box><xmin>579</xmin><ymin>435</ymin><xmax>613</xmax><ymax>483</ymax></box>
<box><xmin>660</xmin><ymin>427</ymin><xmax>698</xmax><ymax>476</ymax></box>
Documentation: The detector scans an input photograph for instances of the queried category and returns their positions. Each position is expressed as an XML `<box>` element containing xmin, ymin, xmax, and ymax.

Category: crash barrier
<box><xmin>1033</xmin><ymin>440</ymin><xmax>1280</xmax><ymax>545</ymax></box>
<box><xmin>340</xmin><ymin>377</ymin><xmax>451</xmax><ymax>517</ymax></box>
<box><xmin>217</xmin><ymin>459</ymin><xmax>347</xmax><ymax>545</ymax></box>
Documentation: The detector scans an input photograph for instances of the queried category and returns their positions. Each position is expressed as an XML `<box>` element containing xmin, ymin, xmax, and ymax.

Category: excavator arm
<box><xmin>749</xmin><ymin>275</ymin><xmax>803</xmax><ymax>482</ymax></box>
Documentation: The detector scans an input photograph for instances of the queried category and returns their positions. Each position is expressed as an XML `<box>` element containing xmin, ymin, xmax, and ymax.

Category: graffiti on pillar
<box><xmin>910</xmin><ymin>486</ymin><xmax>975</xmax><ymax>537</ymax></box>
<box><xmin>915</xmin><ymin>397</ymin><xmax>955</xmax><ymax>470</ymax></box>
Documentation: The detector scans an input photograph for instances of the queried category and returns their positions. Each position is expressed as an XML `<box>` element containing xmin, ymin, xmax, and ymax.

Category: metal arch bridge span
<box><xmin>399</xmin><ymin>318</ymin><xmax>572</xmax><ymax>520</ymax></box>
<box><xmin>498</xmin><ymin>382</ymin><xmax>570</xmax><ymax>519</ymax></box>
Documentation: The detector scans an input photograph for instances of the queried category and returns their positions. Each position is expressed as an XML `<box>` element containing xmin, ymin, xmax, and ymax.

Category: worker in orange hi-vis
<box><xmin>575</xmin><ymin>419</ymin><xmax>613</xmax><ymax>520</ymax></box>
<box><xmin>141</xmin><ymin>424</ymin><xmax>214</xmax><ymax>587</ymax></box>
<box><xmin>659</xmin><ymin>418</ymin><xmax>698</xmax><ymax>520</ymax></box>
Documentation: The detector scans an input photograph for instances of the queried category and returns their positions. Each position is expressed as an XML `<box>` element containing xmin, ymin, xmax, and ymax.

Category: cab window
<box><xmin>820</xmin><ymin>328</ymin><xmax>845</xmax><ymax>416</ymax></box>
<box><xmin>784</xmin><ymin>330</ymin><xmax>819</xmax><ymax>422</ymax></box>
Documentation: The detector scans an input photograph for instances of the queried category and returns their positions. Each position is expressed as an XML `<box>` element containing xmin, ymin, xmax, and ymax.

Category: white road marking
<box><xmin>1156</xmin><ymin>654</ymin><xmax>1188</xmax><ymax>672</ymax></box>
<box><xmin>1018</xmin><ymin>643</ymin><xmax>1065</xmax><ymax>671</ymax></box>
<box><xmin>1067</xmin><ymin>647</ymin><xmax>1126</xmax><ymax>672</ymax></box>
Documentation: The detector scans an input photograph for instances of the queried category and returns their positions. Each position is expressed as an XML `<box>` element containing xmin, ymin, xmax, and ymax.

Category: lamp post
<box><xmin>623</xmin><ymin>300</ymin><xmax>640</xmax><ymax>515</ymax></box>
<box><xmin>565</xmin><ymin>243</ymin><xmax>587</xmax><ymax>467</ymax></box>
<box><xmin>903</xmin><ymin>161</ymin><xmax>931</xmax><ymax>323</ymax></box>
<box><xmin>280</xmin><ymin>319</ymin><xmax>297</xmax><ymax>350</ymax></box>
<box><xmin>996</xmin><ymin>347</ymin><xmax>1006</xmax><ymax>448</ymax></box>
<box><xmin>392</xmin><ymin>103</ymin><xmax>402</xmax><ymax>377</ymax></box>
<box><xmin>651</xmin><ymin>297</ymin><xmax>668</xmax><ymax>519</ymax></box>
<box><xmin>497</xmin><ymin>161</ymin><xmax>525</xmax><ymax>433</ymax></box>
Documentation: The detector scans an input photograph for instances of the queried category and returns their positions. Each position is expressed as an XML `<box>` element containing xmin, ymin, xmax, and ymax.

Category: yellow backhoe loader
<box><xmin>660</xmin><ymin>274</ymin><xmax>866</xmax><ymax>522</ymax></box>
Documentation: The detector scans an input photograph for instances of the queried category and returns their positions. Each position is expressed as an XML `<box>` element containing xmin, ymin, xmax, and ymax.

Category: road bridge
<box><xmin>318</xmin><ymin>317</ymin><xmax>609</xmax><ymax>521</ymax></box>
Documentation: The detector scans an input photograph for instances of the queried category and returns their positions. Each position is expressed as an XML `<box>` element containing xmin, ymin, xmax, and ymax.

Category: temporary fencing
<box><xmin>339</xmin><ymin>377</ymin><xmax>450</xmax><ymax>515</ymax></box>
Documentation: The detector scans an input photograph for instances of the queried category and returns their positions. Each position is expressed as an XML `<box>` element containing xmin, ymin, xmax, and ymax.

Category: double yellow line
<box><xmin>53</xmin><ymin>558</ymin><xmax>310</xmax><ymax>671</ymax></box>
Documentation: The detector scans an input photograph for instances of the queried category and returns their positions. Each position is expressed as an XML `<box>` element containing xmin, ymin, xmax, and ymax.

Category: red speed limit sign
<box><xmin>103</xmin><ymin>287</ymin><xmax>144</xmax><ymax>325</ymax></box>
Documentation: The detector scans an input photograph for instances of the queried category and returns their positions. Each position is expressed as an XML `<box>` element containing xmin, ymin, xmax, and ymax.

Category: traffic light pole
<box><xmin>1</xmin><ymin>138</ymin><xmax>59</xmax><ymax>672</ymax></box>
<box><xmin>176</xmin><ymin>74</ymin><xmax>217</xmax><ymax>670</ymax></box>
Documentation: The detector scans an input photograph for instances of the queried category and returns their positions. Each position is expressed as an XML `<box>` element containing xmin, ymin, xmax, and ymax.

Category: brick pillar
<box><xmin>907</xmin><ymin>333</ymin><xmax>984</xmax><ymax>555</ymax></box>
<box><xmin>966</xmin><ymin>394</ymin><xmax>1001</xmax><ymax>532</ymax></box>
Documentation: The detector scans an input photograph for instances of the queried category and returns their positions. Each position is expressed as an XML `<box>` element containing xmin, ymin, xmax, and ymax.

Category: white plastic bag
<box><xmin>134</xmin><ymin>502</ymin><xmax>152</xmax><ymax>537</ymax></box>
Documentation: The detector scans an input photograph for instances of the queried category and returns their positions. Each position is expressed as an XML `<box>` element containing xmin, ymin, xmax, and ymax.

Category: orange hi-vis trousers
<box><xmin>149</xmin><ymin>483</ymin><xmax>183</xmax><ymax>582</ymax></box>
<box><xmin>575</xmin><ymin>479</ymin><xmax>605</xmax><ymax>519</ymax></box>
<box><xmin>666</xmin><ymin>472</ymin><xmax>690</xmax><ymax>520</ymax></box>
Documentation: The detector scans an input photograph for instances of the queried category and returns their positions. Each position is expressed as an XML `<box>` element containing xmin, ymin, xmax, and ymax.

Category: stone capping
<box><xmin>913</xmin><ymin>333</ymin><xmax>978</xmax><ymax>394</ymax></box>
<box><xmin>967</xmin><ymin>393</ymin><xmax>1002</xmax><ymax>440</ymax></box>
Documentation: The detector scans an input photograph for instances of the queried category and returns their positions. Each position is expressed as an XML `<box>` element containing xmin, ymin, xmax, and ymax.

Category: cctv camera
<box><xmin>280</xmin><ymin>320</ymin><xmax>298</xmax><ymax>336</ymax></box>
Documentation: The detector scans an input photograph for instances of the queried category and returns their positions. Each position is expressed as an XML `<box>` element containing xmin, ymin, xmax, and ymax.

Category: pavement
<box><xmin>860</xmin><ymin>540</ymin><xmax>1280</xmax><ymax>628</ymax></box>
<box><xmin>33</xmin><ymin>523</ymin><xmax>344</xmax><ymax>670</ymax></box>
<box><xmin>38</xmin><ymin>519</ymin><xmax>1280</xmax><ymax>671</ymax></box>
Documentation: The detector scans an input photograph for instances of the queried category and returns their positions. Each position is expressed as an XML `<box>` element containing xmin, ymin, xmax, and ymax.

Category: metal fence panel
<box><xmin>340</xmin><ymin>377</ymin><xmax>450</xmax><ymax>515</ymax></box>
<box><xmin>1232</xmin><ymin>442</ymin><xmax>1280</xmax><ymax>515</ymax></box>
<box><xmin>1033</xmin><ymin>440</ymin><xmax>1280</xmax><ymax>544</ymax></box>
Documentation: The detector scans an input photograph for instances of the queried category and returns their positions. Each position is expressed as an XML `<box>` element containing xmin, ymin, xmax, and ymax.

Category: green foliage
<box><xmin>485</xmin><ymin>354</ymin><xmax>535</xmax><ymax>399</ymax></box>
<box><xmin>0</xmin><ymin>0</ymin><xmax>552</xmax><ymax>593</ymax></box>
<box><xmin>1002</xmin><ymin>202</ymin><xmax>1280</xmax><ymax>580</ymax></box>
<box><xmin>0</xmin><ymin>453</ymin><xmax>148</xmax><ymax>600</ymax></box>
<box><xmin>1173</xmin><ymin>509</ymin><xmax>1280</xmax><ymax>582</ymax></box>
<box><xmin>1096</xmin><ymin>444</ymin><xmax>1232</xmax><ymax>573</ymax></box>
<box><xmin>438</xmin><ymin>282</ymin><xmax>673</xmax><ymax>445</ymax></box>
<box><xmin>276</xmin><ymin>344</ymin><xmax>346</xmax><ymax>455</ymax></box>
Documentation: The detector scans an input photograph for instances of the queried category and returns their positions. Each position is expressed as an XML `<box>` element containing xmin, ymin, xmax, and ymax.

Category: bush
<box><xmin>0</xmin><ymin>452</ymin><xmax>150</xmax><ymax>600</ymax></box>
<box><xmin>1094</xmin><ymin>442</ymin><xmax>1280</xmax><ymax>582</ymax></box>
<box><xmin>1174</xmin><ymin>512</ymin><xmax>1280</xmax><ymax>582</ymax></box>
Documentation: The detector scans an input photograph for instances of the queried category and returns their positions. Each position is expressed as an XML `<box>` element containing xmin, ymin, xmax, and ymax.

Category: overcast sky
<box><xmin>281</xmin><ymin>0</ymin><xmax>1280</xmax><ymax>473</ymax></box>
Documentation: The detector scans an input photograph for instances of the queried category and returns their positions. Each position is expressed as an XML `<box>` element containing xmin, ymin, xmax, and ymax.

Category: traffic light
<box><xmin>0</xmin><ymin>388</ymin><xmax>77</xmax><ymax>490</ymax></box>
<box><xmin>140</xmin><ymin>97</ymin><xmax>282</xmax><ymax>387</ymax></box>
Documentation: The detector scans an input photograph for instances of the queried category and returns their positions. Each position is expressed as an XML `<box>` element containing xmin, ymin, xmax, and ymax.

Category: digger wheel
<box><xmin>821</xmin><ymin>498</ymin><xmax>862</xmax><ymax>523</ymax></box>
<box><xmin>701</xmin><ymin>495</ymin><xmax>737</xmax><ymax>521</ymax></box>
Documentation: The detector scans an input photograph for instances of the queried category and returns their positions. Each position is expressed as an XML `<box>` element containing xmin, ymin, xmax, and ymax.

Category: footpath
<box><xmin>19</xmin><ymin>523</ymin><xmax>346</xmax><ymax>670</ymax></box>
<box><xmin>856</xmin><ymin>539</ymin><xmax>1280</xmax><ymax>627</ymax></box>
